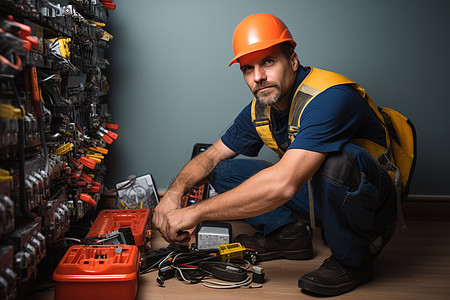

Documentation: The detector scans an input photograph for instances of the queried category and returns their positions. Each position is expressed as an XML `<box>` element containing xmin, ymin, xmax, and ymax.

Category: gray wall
<box><xmin>105</xmin><ymin>0</ymin><xmax>450</xmax><ymax>195</ymax></box>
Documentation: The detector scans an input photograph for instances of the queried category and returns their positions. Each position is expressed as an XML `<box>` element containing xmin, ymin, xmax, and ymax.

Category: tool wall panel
<box><xmin>0</xmin><ymin>1</ymin><xmax>118</xmax><ymax>298</ymax></box>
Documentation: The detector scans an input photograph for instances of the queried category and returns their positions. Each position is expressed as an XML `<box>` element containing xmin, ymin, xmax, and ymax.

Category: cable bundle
<box><xmin>141</xmin><ymin>244</ymin><xmax>263</xmax><ymax>289</ymax></box>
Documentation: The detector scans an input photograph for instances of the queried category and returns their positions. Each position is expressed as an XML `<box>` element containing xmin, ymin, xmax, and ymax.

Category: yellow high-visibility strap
<box><xmin>288</xmin><ymin>67</ymin><xmax>356</xmax><ymax>136</ymax></box>
<box><xmin>251</xmin><ymin>98</ymin><xmax>285</xmax><ymax>157</ymax></box>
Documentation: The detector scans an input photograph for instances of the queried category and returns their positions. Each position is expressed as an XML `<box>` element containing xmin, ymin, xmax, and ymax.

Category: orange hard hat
<box><xmin>229</xmin><ymin>13</ymin><xmax>297</xmax><ymax>67</ymax></box>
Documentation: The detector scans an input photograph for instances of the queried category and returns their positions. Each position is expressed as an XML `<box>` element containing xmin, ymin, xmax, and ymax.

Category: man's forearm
<box><xmin>163</xmin><ymin>149</ymin><xmax>326</xmax><ymax>243</ymax></box>
<box><xmin>164</xmin><ymin>153</ymin><xmax>216</xmax><ymax>199</ymax></box>
<box><xmin>191</xmin><ymin>149</ymin><xmax>327</xmax><ymax>222</ymax></box>
<box><xmin>163</xmin><ymin>140</ymin><xmax>237</xmax><ymax>204</ymax></box>
<box><xmin>192</xmin><ymin>165</ymin><xmax>292</xmax><ymax>221</ymax></box>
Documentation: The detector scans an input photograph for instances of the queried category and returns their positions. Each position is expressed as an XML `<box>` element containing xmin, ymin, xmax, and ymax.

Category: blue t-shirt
<box><xmin>221</xmin><ymin>66</ymin><xmax>386</xmax><ymax>157</ymax></box>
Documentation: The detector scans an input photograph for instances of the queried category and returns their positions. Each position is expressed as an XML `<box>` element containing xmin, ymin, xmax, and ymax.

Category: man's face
<box><xmin>239</xmin><ymin>45</ymin><xmax>298</xmax><ymax>110</ymax></box>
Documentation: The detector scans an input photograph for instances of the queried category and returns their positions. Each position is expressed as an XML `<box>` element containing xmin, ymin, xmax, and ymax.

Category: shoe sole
<box><xmin>256</xmin><ymin>247</ymin><xmax>313</xmax><ymax>261</ymax></box>
<box><xmin>298</xmin><ymin>273</ymin><xmax>372</xmax><ymax>296</ymax></box>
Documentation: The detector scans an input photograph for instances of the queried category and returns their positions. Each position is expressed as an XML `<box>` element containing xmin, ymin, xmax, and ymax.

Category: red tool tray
<box><xmin>53</xmin><ymin>244</ymin><xmax>140</xmax><ymax>300</ymax></box>
<box><xmin>86</xmin><ymin>209</ymin><xmax>151</xmax><ymax>251</ymax></box>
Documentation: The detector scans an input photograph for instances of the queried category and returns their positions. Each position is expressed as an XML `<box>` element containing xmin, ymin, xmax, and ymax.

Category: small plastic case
<box><xmin>53</xmin><ymin>244</ymin><xmax>140</xmax><ymax>300</ymax></box>
<box><xmin>86</xmin><ymin>209</ymin><xmax>152</xmax><ymax>252</ymax></box>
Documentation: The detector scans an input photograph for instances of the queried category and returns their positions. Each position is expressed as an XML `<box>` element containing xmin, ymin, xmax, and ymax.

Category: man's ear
<box><xmin>291</xmin><ymin>52</ymin><xmax>299</xmax><ymax>72</ymax></box>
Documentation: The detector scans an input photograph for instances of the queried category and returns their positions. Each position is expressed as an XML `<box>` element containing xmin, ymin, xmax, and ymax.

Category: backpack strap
<box><xmin>376</xmin><ymin>107</ymin><xmax>417</xmax><ymax>229</ymax></box>
<box><xmin>251</xmin><ymin>98</ymin><xmax>286</xmax><ymax>157</ymax></box>
<box><xmin>288</xmin><ymin>67</ymin><xmax>381</xmax><ymax>140</ymax></box>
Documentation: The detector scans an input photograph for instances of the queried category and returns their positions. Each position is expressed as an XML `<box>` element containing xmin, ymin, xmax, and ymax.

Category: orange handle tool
<box><xmin>80</xmin><ymin>156</ymin><xmax>96</xmax><ymax>169</ymax></box>
<box><xmin>6</xmin><ymin>15</ymin><xmax>38</xmax><ymax>50</ymax></box>
<box><xmin>101</xmin><ymin>1</ymin><xmax>116</xmax><ymax>10</ymax></box>
<box><xmin>89</xmin><ymin>183</ymin><xmax>101</xmax><ymax>193</ymax></box>
<box><xmin>89</xmin><ymin>181</ymin><xmax>101</xmax><ymax>193</ymax></box>
<box><xmin>30</xmin><ymin>67</ymin><xmax>41</xmax><ymax>117</ymax></box>
<box><xmin>70</xmin><ymin>157</ymin><xmax>82</xmax><ymax>169</ymax></box>
<box><xmin>105</xmin><ymin>123</ymin><xmax>119</xmax><ymax>130</ymax></box>
<box><xmin>106</xmin><ymin>130</ymin><xmax>118</xmax><ymax>140</ymax></box>
<box><xmin>79</xmin><ymin>193</ymin><xmax>96</xmax><ymax>207</ymax></box>
<box><xmin>99</xmin><ymin>132</ymin><xmax>113</xmax><ymax>144</ymax></box>
<box><xmin>81</xmin><ymin>172</ymin><xmax>93</xmax><ymax>184</ymax></box>
<box><xmin>89</xmin><ymin>146</ymin><xmax>108</xmax><ymax>155</ymax></box>
<box><xmin>100</xmin><ymin>127</ymin><xmax>118</xmax><ymax>140</ymax></box>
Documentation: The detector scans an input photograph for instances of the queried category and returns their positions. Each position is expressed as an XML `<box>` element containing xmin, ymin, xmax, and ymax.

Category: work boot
<box><xmin>234</xmin><ymin>222</ymin><xmax>313</xmax><ymax>261</ymax></box>
<box><xmin>298</xmin><ymin>255</ymin><xmax>373</xmax><ymax>296</ymax></box>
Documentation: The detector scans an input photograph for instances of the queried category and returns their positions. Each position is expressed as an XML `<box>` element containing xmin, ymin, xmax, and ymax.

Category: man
<box><xmin>153</xmin><ymin>13</ymin><xmax>397</xmax><ymax>296</ymax></box>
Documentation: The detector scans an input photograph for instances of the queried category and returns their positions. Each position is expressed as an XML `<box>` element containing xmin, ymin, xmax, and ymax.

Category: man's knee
<box><xmin>212</xmin><ymin>159</ymin><xmax>273</xmax><ymax>193</ymax></box>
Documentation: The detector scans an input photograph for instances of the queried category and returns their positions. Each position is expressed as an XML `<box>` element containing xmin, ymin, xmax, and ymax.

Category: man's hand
<box><xmin>152</xmin><ymin>191</ymin><xmax>181</xmax><ymax>241</ymax></box>
<box><xmin>164</xmin><ymin>206</ymin><xmax>201</xmax><ymax>244</ymax></box>
<box><xmin>151</xmin><ymin>140</ymin><xmax>236</xmax><ymax>242</ymax></box>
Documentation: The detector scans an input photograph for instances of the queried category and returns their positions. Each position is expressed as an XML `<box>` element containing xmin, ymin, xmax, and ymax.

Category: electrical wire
<box><xmin>60</xmin><ymin>237</ymin><xmax>82</xmax><ymax>243</ymax></box>
<box><xmin>139</xmin><ymin>250</ymin><xmax>177</xmax><ymax>275</ymax></box>
<box><xmin>201</xmin><ymin>276</ymin><xmax>257</xmax><ymax>289</ymax></box>
<box><xmin>49</xmin><ymin>52</ymin><xmax>77</xmax><ymax>72</ymax></box>
<box><xmin>49</xmin><ymin>237</ymin><xmax>87</xmax><ymax>252</ymax></box>
<box><xmin>39</xmin><ymin>73</ymin><xmax>61</xmax><ymax>83</ymax></box>
<box><xmin>228</xmin><ymin>258</ymin><xmax>252</xmax><ymax>270</ymax></box>
<box><xmin>158</xmin><ymin>251</ymin><xmax>176</xmax><ymax>268</ymax></box>
<box><xmin>172</xmin><ymin>251</ymin><xmax>219</xmax><ymax>269</ymax></box>
<box><xmin>37</xmin><ymin>100</ymin><xmax>49</xmax><ymax>174</ymax></box>
<box><xmin>140</xmin><ymin>256</ymin><xmax>167</xmax><ymax>275</ymax></box>
<box><xmin>105</xmin><ymin>175</ymin><xmax>136</xmax><ymax>194</ymax></box>
<box><xmin>147</xmin><ymin>247</ymin><xmax>262</xmax><ymax>289</ymax></box>
<box><xmin>172</xmin><ymin>266</ymin><xmax>204</xmax><ymax>284</ymax></box>
<box><xmin>52</xmin><ymin>237</ymin><xmax>89</xmax><ymax>246</ymax></box>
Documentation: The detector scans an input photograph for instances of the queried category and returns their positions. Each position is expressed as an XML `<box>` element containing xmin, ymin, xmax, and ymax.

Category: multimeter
<box><xmin>195</xmin><ymin>221</ymin><xmax>232</xmax><ymax>250</ymax></box>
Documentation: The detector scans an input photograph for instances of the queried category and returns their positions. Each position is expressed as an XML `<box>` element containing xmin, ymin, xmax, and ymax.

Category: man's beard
<box><xmin>253</xmin><ymin>82</ymin><xmax>282</xmax><ymax>106</ymax></box>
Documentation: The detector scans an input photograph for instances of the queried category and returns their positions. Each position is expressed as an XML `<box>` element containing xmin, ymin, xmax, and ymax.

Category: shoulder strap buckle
<box><xmin>253</xmin><ymin>118</ymin><xmax>271</xmax><ymax>127</ymax></box>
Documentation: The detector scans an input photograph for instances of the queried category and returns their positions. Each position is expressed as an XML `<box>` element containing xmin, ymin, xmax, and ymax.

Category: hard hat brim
<box><xmin>228</xmin><ymin>38</ymin><xmax>296</xmax><ymax>67</ymax></box>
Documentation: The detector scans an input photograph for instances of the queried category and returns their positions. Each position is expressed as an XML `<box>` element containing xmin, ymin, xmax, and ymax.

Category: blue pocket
<box><xmin>341</xmin><ymin>174</ymin><xmax>378</xmax><ymax>238</ymax></box>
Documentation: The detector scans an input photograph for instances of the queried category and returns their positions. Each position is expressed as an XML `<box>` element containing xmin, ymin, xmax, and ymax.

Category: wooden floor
<box><xmin>28</xmin><ymin>218</ymin><xmax>450</xmax><ymax>300</ymax></box>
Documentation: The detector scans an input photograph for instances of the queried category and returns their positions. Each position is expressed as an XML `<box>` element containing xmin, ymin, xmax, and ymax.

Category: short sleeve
<box><xmin>221</xmin><ymin>102</ymin><xmax>264</xmax><ymax>156</ymax></box>
<box><xmin>288</xmin><ymin>85</ymin><xmax>377</xmax><ymax>153</ymax></box>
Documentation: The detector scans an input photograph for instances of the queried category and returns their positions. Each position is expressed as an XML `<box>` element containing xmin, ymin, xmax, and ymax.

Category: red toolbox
<box><xmin>86</xmin><ymin>209</ymin><xmax>152</xmax><ymax>251</ymax></box>
<box><xmin>53</xmin><ymin>244</ymin><xmax>140</xmax><ymax>300</ymax></box>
